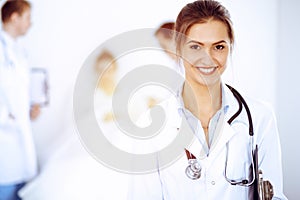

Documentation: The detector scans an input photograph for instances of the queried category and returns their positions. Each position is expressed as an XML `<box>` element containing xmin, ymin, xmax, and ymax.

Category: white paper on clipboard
<box><xmin>30</xmin><ymin>68</ymin><xmax>49</xmax><ymax>106</ymax></box>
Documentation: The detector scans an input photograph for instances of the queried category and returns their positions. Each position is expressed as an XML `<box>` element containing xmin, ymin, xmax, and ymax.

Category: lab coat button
<box><xmin>211</xmin><ymin>181</ymin><xmax>215</xmax><ymax>185</ymax></box>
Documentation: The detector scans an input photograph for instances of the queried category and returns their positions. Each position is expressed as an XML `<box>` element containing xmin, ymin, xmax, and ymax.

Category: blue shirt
<box><xmin>176</xmin><ymin>83</ymin><xmax>229</xmax><ymax>155</ymax></box>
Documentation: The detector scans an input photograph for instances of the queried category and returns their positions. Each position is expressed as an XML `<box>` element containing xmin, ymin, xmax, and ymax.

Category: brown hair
<box><xmin>95</xmin><ymin>49</ymin><xmax>116</xmax><ymax>73</ymax></box>
<box><xmin>155</xmin><ymin>22</ymin><xmax>175</xmax><ymax>40</ymax></box>
<box><xmin>1</xmin><ymin>0</ymin><xmax>31</xmax><ymax>23</ymax></box>
<box><xmin>175</xmin><ymin>0</ymin><xmax>234</xmax><ymax>54</ymax></box>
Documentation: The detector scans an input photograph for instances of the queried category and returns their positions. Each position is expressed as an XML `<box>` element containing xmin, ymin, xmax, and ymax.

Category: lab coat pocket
<box><xmin>0</xmin><ymin>92</ymin><xmax>16</xmax><ymax>127</ymax></box>
<box><xmin>225</xmin><ymin>132</ymin><xmax>252</xmax><ymax>182</ymax></box>
<box><xmin>0</xmin><ymin>67</ymin><xmax>15</xmax><ymax>88</ymax></box>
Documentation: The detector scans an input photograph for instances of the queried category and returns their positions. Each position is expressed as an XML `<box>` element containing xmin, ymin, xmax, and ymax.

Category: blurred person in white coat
<box><xmin>0</xmin><ymin>1</ymin><xmax>40</xmax><ymax>199</ymax></box>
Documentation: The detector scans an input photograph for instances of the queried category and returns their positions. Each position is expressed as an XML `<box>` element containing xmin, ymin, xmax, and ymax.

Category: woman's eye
<box><xmin>215</xmin><ymin>45</ymin><xmax>225</xmax><ymax>50</ymax></box>
<box><xmin>190</xmin><ymin>45</ymin><xmax>200</xmax><ymax>50</ymax></box>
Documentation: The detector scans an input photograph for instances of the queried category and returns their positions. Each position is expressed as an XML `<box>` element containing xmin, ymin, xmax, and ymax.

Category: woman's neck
<box><xmin>182</xmin><ymin>80</ymin><xmax>222</xmax><ymax>127</ymax></box>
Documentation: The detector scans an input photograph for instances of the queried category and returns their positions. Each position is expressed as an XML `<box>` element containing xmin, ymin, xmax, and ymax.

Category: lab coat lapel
<box><xmin>185</xmin><ymin>122</ymin><xmax>206</xmax><ymax>159</ymax></box>
<box><xmin>178</xmin><ymin>116</ymin><xmax>236</xmax><ymax>160</ymax></box>
<box><xmin>167</xmin><ymin>84</ymin><xmax>249</xmax><ymax>160</ymax></box>
<box><xmin>169</xmin><ymin>100</ymin><xmax>232</xmax><ymax>160</ymax></box>
<box><xmin>209</xmin><ymin>121</ymin><xmax>235</xmax><ymax>157</ymax></box>
<box><xmin>210</xmin><ymin>84</ymin><xmax>249</xmax><ymax>157</ymax></box>
<box><xmin>169</xmin><ymin>100</ymin><xmax>204</xmax><ymax>160</ymax></box>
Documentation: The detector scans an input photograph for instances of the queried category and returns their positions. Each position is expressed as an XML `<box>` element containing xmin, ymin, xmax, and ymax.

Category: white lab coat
<box><xmin>0</xmin><ymin>30</ymin><xmax>37</xmax><ymax>184</ymax></box>
<box><xmin>128</xmin><ymin>84</ymin><xmax>287</xmax><ymax>200</ymax></box>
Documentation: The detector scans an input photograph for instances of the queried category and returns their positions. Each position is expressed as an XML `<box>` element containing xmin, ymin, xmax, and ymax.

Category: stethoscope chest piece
<box><xmin>185</xmin><ymin>159</ymin><xmax>201</xmax><ymax>180</ymax></box>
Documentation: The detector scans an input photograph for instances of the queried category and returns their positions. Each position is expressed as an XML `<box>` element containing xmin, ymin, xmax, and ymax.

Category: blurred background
<box><xmin>13</xmin><ymin>0</ymin><xmax>300</xmax><ymax>198</ymax></box>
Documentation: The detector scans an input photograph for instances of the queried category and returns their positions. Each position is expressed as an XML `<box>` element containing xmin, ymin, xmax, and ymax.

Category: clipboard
<box><xmin>29</xmin><ymin>68</ymin><xmax>49</xmax><ymax>106</ymax></box>
<box><xmin>249</xmin><ymin>145</ymin><xmax>260</xmax><ymax>200</ymax></box>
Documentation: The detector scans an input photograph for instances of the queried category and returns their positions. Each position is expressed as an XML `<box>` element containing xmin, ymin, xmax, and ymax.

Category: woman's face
<box><xmin>181</xmin><ymin>20</ymin><xmax>231</xmax><ymax>87</ymax></box>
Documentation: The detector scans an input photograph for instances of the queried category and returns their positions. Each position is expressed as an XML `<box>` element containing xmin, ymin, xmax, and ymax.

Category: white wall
<box><xmin>24</xmin><ymin>0</ymin><xmax>191</xmax><ymax>166</ymax></box>
<box><xmin>278</xmin><ymin>0</ymin><xmax>300</xmax><ymax>199</ymax></box>
<box><xmin>20</xmin><ymin>0</ymin><xmax>298</xmax><ymax>198</ymax></box>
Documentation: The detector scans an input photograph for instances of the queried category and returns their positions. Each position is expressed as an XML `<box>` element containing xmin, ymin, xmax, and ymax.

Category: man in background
<box><xmin>0</xmin><ymin>1</ymin><xmax>40</xmax><ymax>199</ymax></box>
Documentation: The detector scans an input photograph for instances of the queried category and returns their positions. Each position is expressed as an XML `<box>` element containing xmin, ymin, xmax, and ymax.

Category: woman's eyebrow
<box><xmin>186</xmin><ymin>40</ymin><xmax>227</xmax><ymax>45</ymax></box>
<box><xmin>212</xmin><ymin>40</ymin><xmax>227</xmax><ymax>45</ymax></box>
<box><xmin>186</xmin><ymin>40</ymin><xmax>204</xmax><ymax>45</ymax></box>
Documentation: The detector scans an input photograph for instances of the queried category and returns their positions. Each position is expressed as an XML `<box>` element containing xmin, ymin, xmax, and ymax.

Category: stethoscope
<box><xmin>185</xmin><ymin>84</ymin><xmax>256</xmax><ymax>187</ymax></box>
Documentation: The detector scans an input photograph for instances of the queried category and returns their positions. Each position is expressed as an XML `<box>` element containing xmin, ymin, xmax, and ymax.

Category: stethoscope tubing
<box><xmin>185</xmin><ymin>84</ymin><xmax>256</xmax><ymax>186</ymax></box>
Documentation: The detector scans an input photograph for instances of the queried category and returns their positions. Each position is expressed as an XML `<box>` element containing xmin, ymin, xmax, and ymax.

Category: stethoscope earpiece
<box><xmin>185</xmin><ymin>159</ymin><xmax>201</xmax><ymax>180</ymax></box>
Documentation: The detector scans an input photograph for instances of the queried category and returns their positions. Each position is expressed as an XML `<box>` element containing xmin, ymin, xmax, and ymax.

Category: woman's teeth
<box><xmin>197</xmin><ymin>67</ymin><xmax>216</xmax><ymax>75</ymax></box>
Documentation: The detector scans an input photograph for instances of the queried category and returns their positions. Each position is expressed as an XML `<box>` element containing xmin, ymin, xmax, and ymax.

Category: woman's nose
<box><xmin>198</xmin><ymin>49</ymin><xmax>215</xmax><ymax>66</ymax></box>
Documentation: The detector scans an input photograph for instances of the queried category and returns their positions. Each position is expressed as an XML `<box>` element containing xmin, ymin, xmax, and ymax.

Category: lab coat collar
<box><xmin>169</xmin><ymin>81</ymin><xmax>249</xmax><ymax>131</ymax></box>
<box><xmin>176</xmin><ymin>82</ymin><xmax>229</xmax><ymax>116</ymax></box>
<box><xmin>184</xmin><ymin>112</ymin><xmax>236</xmax><ymax>159</ymax></box>
<box><xmin>0</xmin><ymin>29</ymin><xmax>16</xmax><ymax>47</ymax></box>
<box><xmin>169</xmin><ymin>82</ymin><xmax>249</xmax><ymax>159</ymax></box>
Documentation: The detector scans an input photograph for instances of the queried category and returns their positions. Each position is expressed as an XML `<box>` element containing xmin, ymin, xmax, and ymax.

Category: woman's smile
<box><xmin>196</xmin><ymin>66</ymin><xmax>218</xmax><ymax>75</ymax></box>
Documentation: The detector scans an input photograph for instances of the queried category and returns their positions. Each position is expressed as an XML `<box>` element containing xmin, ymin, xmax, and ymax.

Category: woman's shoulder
<box><xmin>224</xmin><ymin>84</ymin><xmax>277</xmax><ymax>129</ymax></box>
<box><xmin>243</xmin><ymin>95</ymin><xmax>277</xmax><ymax>129</ymax></box>
<box><xmin>244</xmin><ymin>96</ymin><xmax>275</xmax><ymax>115</ymax></box>
<box><xmin>224</xmin><ymin>84</ymin><xmax>275</xmax><ymax>119</ymax></box>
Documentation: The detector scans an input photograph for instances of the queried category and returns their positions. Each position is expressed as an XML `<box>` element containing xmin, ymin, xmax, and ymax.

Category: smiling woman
<box><xmin>180</xmin><ymin>20</ymin><xmax>230</xmax><ymax>137</ymax></box>
<box><xmin>181</xmin><ymin>21</ymin><xmax>230</xmax><ymax>91</ymax></box>
<box><xmin>128</xmin><ymin>0</ymin><xmax>287</xmax><ymax>199</ymax></box>
<box><xmin>175</xmin><ymin>2</ymin><xmax>234</xmax><ymax>137</ymax></box>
